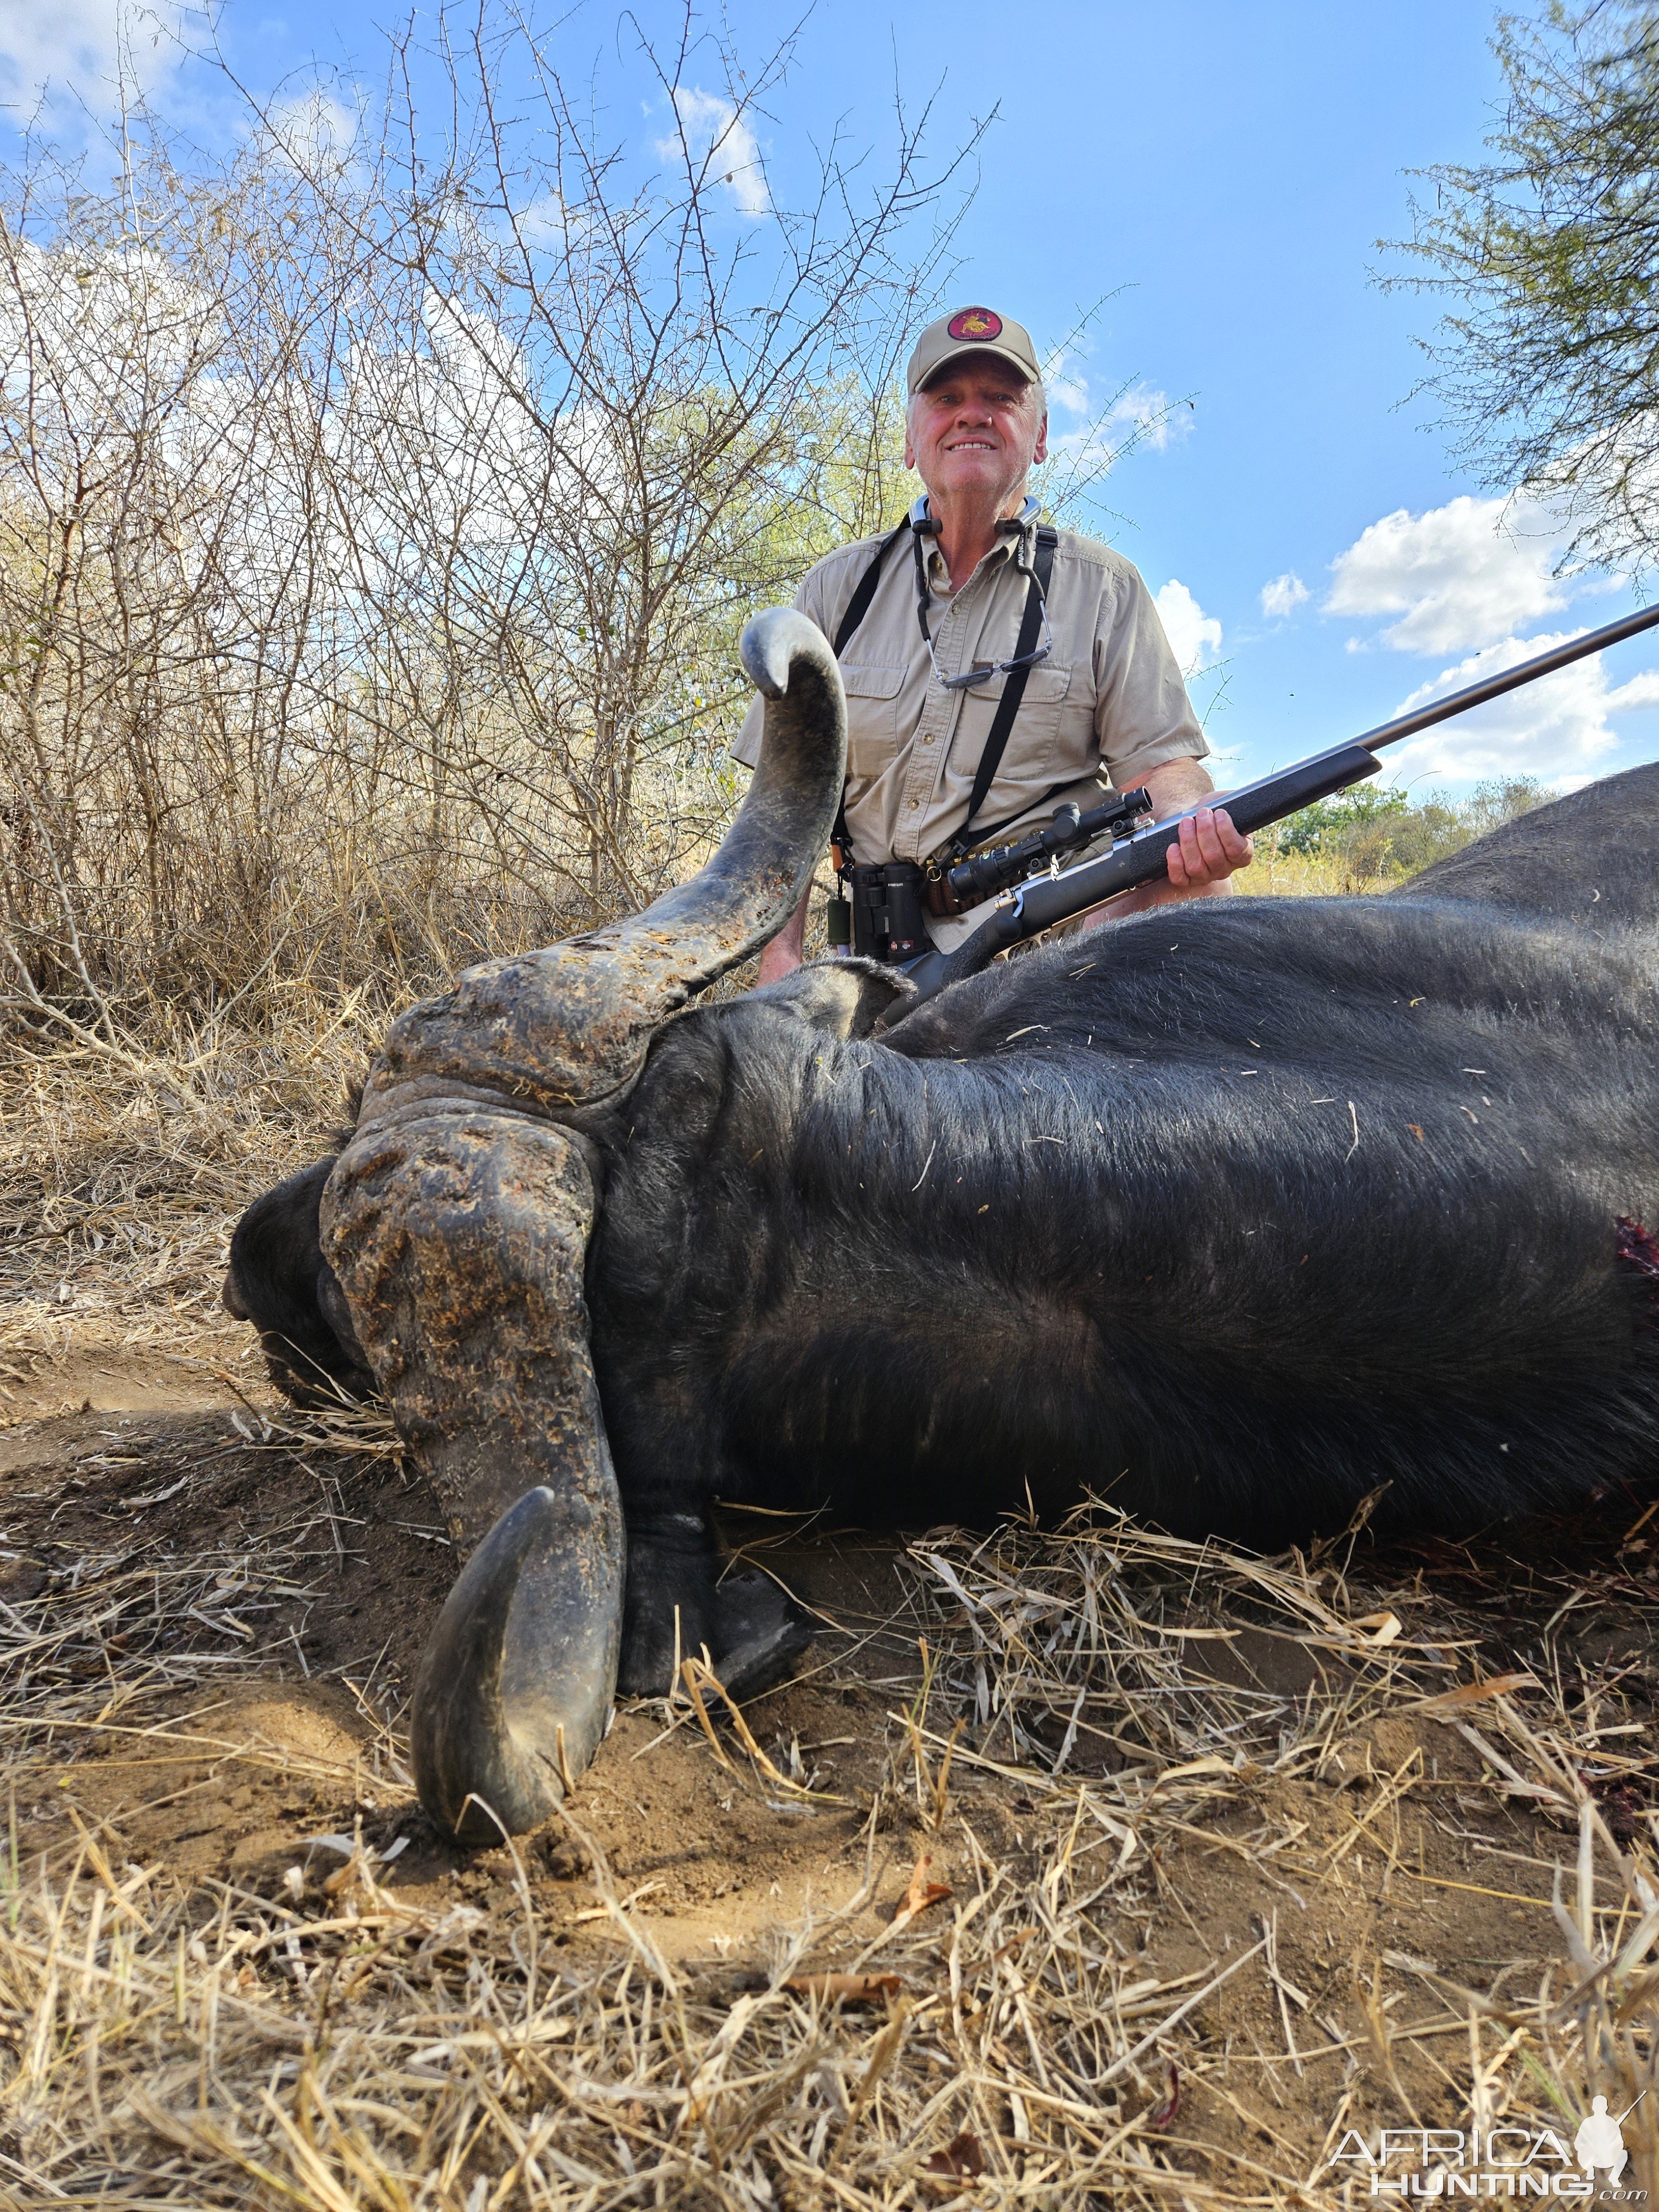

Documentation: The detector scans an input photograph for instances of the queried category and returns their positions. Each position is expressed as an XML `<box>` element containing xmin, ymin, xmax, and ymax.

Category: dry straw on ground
<box><xmin>0</xmin><ymin>22</ymin><xmax>1650</xmax><ymax>2198</ymax></box>
<box><xmin>1</xmin><ymin>805</ymin><xmax>1653</xmax><ymax>2205</ymax></box>
<box><xmin>2</xmin><ymin>1432</ymin><xmax>1655</xmax><ymax>2209</ymax></box>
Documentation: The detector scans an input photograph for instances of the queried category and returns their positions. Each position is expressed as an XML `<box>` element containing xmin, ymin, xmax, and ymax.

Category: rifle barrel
<box><xmin>1349</xmin><ymin>597</ymin><xmax>1659</xmax><ymax>754</ymax></box>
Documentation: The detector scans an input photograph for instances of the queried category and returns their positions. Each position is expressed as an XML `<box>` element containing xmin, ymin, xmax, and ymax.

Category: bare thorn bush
<box><xmin>0</xmin><ymin>8</ymin><xmax>977</xmax><ymax>1057</ymax></box>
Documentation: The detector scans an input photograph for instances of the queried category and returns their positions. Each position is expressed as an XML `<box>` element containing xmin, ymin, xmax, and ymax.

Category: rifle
<box><xmin>938</xmin><ymin>783</ymin><xmax>1156</xmax><ymax>910</ymax></box>
<box><xmin>897</xmin><ymin>598</ymin><xmax>1659</xmax><ymax>1007</ymax></box>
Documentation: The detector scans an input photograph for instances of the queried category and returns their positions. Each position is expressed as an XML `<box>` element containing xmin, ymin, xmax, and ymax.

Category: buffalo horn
<box><xmin>357</xmin><ymin>608</ymin><xmax>847</xmax><ymax>1121</ymax></box>
<box><xmin>320</xmin><ymin>611</ymin><xmax>842</xmax><ymax>1839</ymax></box>
<box><xmin>321</xmin><ymin>1111</ymin><xmax>623</xmax><ymax>1841</ymax></box>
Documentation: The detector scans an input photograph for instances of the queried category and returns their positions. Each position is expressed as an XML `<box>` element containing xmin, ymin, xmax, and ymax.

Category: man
<box><xmin>732</xmin><ymin>305</ymin><xmax>1251</xmax><ymax>984</ymax></box>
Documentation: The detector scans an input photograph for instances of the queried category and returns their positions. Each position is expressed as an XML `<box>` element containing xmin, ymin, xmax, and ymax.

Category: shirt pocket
<box><xmin>953</xmin><ymin>662</ymin><xmax>1077</xmax><ymax>797</ymax></box>
<box><xmin>839</xmin><ymin>664</ymin><xmax>907</xmax><ymax>775</ymax></box>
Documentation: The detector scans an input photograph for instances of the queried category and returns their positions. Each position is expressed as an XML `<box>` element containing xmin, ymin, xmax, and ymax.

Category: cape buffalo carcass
<box><xmin>224</xmin><ymin>610</ymin><xmax>1659</xmax><ymax>1841</ymax></box>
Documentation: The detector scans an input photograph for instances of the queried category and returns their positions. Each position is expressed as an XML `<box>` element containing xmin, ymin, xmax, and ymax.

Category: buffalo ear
<box><xmin>748</xmin><ymin>957</ymin><xmax>915</xmax><ymax>1040</ymax></box>
<box><xmin>225</xmin><ymin>1156</ymin><xmax>375</xmax><ymax>1401</ymax></box>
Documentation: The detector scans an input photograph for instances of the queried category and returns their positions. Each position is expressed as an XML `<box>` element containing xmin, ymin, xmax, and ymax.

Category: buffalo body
<box><xmin>224</xmin><ymin>618</ymin><xmax>1659</xmax><ymax>1835</ymax></box>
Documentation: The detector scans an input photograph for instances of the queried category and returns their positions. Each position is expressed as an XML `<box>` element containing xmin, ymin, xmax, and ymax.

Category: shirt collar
<box><xmin>921</xmin><ymin>513</ymin><xmax>1031</xmax><ymax>596</ymax></box>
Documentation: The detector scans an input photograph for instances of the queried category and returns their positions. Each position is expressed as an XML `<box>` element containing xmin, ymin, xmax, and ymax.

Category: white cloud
<box><xmin>1325</xmin><ymin>492</ymin><xmax>1580</xmax><ymax>655</ymax></box>
<box><xmin>1042</xmin><ymin>362</ymin><xmax>1091</xmax><ymax>420</ymax></box>
<box><xmin>0</xmin><ymin>0</ymin><xmax>189</xmax><ymax>112</ymax></box>
<box><xmin>515</xmin><ymin>193</ymin><xmax>589</xmax><ymax>251</ymax></box>
<box><xmin>263</xmin><ymin>88</ymin><xmax>360</xmax><ymax>180</ymax></box>
<box><xmin>1383</xmin><ymin>629</ymin><xmax>1659</xmax><ymax>784</ymax></box>
<box><xmin>1259</xmin><ymin>570</ymin><xmax>1309</xmax><ymax>620</ymax></box>
<box><xmin>1155</xmin><ymin>579</ymin><xmax>1222</xmax><ymax>679</ymax></box>
<box><xmin>1104</xmin><ymin>380</ymin><xmax>1184</xmax><ymax>453</ymax></box>
<box><xmin>1034</xmin><ymin>358</ymin><xmax>1187</xmax><ymax>509</ymax></box>
<box><xmin>0</xmin><ymin>235</ymin><xmax>220</xmax><ymax>441</ymax></box>
<box><xmin>657</xmin><ymin>87</ymin><xmax>769</xmax><ymax>218</ymax></box>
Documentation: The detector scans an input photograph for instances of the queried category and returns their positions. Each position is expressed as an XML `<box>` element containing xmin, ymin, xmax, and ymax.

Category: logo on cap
<box><xmin>947</xmin><ymin>307</ymin><xmax>1003</xmax><ymax>342</ymax></box>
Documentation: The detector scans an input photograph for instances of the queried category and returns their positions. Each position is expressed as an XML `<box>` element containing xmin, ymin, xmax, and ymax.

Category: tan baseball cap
<box><xmin>905</xmin><ymin>305</ymin><xmax>1041</xmax><ymax>395</ymax></box>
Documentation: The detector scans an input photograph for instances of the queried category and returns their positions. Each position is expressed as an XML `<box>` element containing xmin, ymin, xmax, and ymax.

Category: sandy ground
<box><xmin>4</xmin><ymin>1332</ymin><xmax>1656</xmax><ymax>2208</ymax></box>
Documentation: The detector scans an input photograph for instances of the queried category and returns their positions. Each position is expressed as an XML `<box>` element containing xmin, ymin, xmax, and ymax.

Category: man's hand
<box><xmin>1163</xmin><ymin>800</ymin><xmax>1253</xmax><ymax>894</ymax></box>
<box><xmin>1071</xmin><ymin>759</ymin><xmax>1251</xmax><ymax>932</ymax></box>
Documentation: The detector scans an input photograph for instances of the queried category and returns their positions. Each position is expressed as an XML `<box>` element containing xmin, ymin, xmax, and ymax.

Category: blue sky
<box><xmin>8</xmin><ymin>0</ymin><xmax>1659</xmax><ymax>796</ymax></box>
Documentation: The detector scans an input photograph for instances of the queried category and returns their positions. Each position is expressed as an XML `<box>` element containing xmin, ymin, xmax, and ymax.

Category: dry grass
<box><xmin>1</xmin><ymin>842</ymin><xmax>1653</xmax><ymax>2209</ymax></box>
<box><xmin>0</xmin><ymin>997</ymin><xmax>378</xmax><ymax>1404</ymax></box>
<box><xmin>1</xmin><ymin>1449</ymin><xmax>1655</xmax><ymax>2209</ymax></box>
<box><xmin>1244</xmin><ymin>847</ymin><xmax>1385</xmax><ymax>899</ymax></box>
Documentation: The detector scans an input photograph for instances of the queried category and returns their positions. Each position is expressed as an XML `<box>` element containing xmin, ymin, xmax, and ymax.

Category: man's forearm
<box><xmin>1135</xmin><ymin>757</ymin><xmax>1217</xmax><ymax>820</ymax></box>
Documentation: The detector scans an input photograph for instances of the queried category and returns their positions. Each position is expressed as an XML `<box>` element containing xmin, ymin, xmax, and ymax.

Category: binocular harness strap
<box><xmin>828</xmin><ymin>524</ymin><xmax>908</xmax><ymax>867</ymax></box>
<box><xmin>952</xmin><ymin>523</ymin><xmax>1058</xmax><ymax>847</ymax></box>
<box><xmin>827</xmin><ymin>518</ymin><xmax>1059</xmax><ymax>873</ymax></box>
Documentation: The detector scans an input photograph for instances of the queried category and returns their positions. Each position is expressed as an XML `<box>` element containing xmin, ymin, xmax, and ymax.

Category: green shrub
<box><xmin>1267</xmin><ymin>776</ymin><xmax>1548</xmax><ymax>885</ymax></box>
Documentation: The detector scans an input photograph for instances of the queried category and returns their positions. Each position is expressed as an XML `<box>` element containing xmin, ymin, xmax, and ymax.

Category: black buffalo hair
<box><xmin>588</xmin><ymin>882</ymin><xmax>1659</xmax><ymax>1553</ymax></box>
<box><xmin>225</xmin><ymin>765</ymin><xmax>1659</xmax><ymax>1689</ymax></box>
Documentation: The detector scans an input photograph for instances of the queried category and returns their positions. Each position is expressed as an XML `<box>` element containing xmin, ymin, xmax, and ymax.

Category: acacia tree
<box><xmin>0</xmin><ymin>7</ymin><xmax>979</xmax><ymax>1026</ymax></box>
<box><xmin>1387</xmin><ymin>2</ymin><xmax>1659</xmax><ymax>570</ymax></box>
<box><xmin>218</xmin><ymin>10</ymin><xmax>980</xmax><ymax>909</ymax></box>
<box><xmin>0</xmin><ymin>4</ymin><xmax>1162</xmax><ymax>1037</ymax></box>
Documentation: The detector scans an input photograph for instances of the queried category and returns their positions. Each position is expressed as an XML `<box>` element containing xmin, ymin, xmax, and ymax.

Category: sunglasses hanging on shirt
<box><xmin>908</xmin><ymin>494</ymin><xmax>1055</xmax><ymax>691</ymax></box>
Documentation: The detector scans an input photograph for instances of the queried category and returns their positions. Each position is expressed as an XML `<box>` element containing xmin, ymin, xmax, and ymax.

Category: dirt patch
<box><xmin>0</xmin><ymin>1347</ymin><xmax>244</xmax><ymax>1437</ymax></box>
<box><xmin>1</xmin><ymin>1402</ymin><xmax>1655</xmax><ymax>2206</ymax></box>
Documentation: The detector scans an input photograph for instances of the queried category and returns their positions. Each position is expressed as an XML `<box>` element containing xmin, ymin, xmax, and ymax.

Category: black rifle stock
<box><xmin>896</xmin><ymin>597</ymin><xmax>1659</xmax><ymax>1008</ymax></box>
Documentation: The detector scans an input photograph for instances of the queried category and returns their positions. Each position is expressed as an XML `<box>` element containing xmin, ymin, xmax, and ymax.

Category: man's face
<box><xmin>905</xmin><ymin>356</ymin><xmax>1047</xmax><ymax>509</ymax></box>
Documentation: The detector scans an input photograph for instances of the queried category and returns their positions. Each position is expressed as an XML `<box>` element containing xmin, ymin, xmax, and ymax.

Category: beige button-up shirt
<box><xmin>732</xmin><ymin>514</ymin><xmax>1208</xmax><ymax>878</ymax></box>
